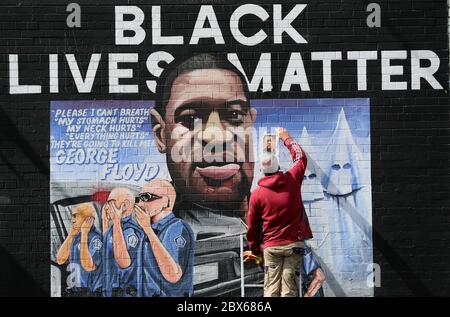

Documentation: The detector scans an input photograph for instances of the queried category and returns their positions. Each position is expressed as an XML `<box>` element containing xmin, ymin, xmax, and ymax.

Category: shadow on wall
<box><xmin>0</xmin><ymin>245</ymin><xmax>46</xmax><ymax>296</ymax></box>
<box><xmin>0</xmin><ymin>107</ymin><xmax>48</xmax><ymax>296</ymax></box>
<box><xmin>305</xmin><ymin>149</ymin><xmax>433</xmax><ymax>297</ymax></box>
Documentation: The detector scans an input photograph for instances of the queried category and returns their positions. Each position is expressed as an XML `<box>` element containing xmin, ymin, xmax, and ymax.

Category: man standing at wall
<box><xmin>245</xmin><ymin>127</ymin><xmax>313</xmax><ymax>297</ymax></box>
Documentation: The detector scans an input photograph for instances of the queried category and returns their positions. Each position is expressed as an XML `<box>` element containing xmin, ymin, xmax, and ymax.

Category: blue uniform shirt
<box><xmin>103</xmin><ymin>214</ymin><xmax>145</xmax><ymax>297</ymax></box>
<box><xmin>69</xmin><ymin>227</ymin><xmax>103</xmax><ymax>292</ymax></box>
<box><xmin>302</xmin><ymin>245</ymin><xmax>322</xmax><ymax>276</ymax></box>
<box><xmin>142</xmin><ymin>213</ymin><xmax>195</xmax><ymax>297</ymax></box>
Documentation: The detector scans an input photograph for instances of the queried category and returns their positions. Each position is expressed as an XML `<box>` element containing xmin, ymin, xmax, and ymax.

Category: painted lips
<box><xmin>195</xmin><ymin>163</ymin><xmax>241</xmax><ymax>181</ymax></box>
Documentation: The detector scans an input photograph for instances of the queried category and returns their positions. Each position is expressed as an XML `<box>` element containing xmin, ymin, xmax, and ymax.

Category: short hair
<box><xmin>154</xmin><ymin>53</ymin><xmax>251</xmax><ymax>119</ymax></box>
<box><xmin>73</xmin><ymin>203</ymin><xmax>95</xmax><ymax>219</ymax></box>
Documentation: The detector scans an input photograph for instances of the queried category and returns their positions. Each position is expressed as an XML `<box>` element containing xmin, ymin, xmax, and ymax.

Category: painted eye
<box><xmin>226</xmin><ymin>110</ymin><xmax>246</xmax><ymax>125</ymax></box>
<box><xmin>331</xmin><ymin>164</ymin><xmax>341</xmax><ymax>170</ymax></box>
<box><xmin>343</xmin><ymin>163</ymin><xmax>352</xmax><ymax>169</ymax></box>
<box><xmin>308</xmin><ymin>173</ymin><xmax>317</xmax><ymax>179</ymax></box>
<box><xmin>179</xmin><ymin>114</ymin><xmax>199</xmax><ymax>129</ymax></box>
<box><xmin>230</xmin><ymin>111</ymin><xmax>241</xmax><ymax>119</ymax></box>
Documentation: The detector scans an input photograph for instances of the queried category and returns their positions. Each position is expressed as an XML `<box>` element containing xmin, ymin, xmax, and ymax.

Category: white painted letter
<box><xmin>109</xmin><ymin>53</ymin><xmax>139</xmax><ymax>93</ymax></box>
<box><xmin>146</xmin><ymin>51</ymin><xmax>175</xmax><ymax>93</ymax></box>
<box><xmin>152</xmin><ymin>6</ymin><xmax>183</xmax><ymax>45</ymax></box>
<box><xmin>411</xmin><ymin>50</ymin><xmax>443</xmax><ymax>90</ymax></box>
<box><xmin>311</xmin><ymin>51</ymin><xmax>342</xmax><ymax>91</ymax></box>
<box><xmin>230</xmin><ymin>5</ymin><xmax>269</xmax><ymax>46</ymax></box>
<box><xmin>381</xmin><ymin>50</ymin><xmax>407</xmax><ymax>90</ymax></box>
<box><xmin>273</xmin><ymin>4</ymin><xmax>307</xmax><ymax>44</ymax></box>
<box><xmin>347</xmin><ymin>51</ymin><xmax>378</xmax><ymax>91</ymax></box>
<box><xmin>190</xmin><ymin>5</ymin><xmax>224</xmax><ymax>44</ymax></box>
<box><xmin>228</xmin><ymin>53</ymin><xmax>272</xmax><ymax>92</ymax></box>
<box><xmin>282</xmin><ymin>53</ymin><xmax>310</xmax><ymax>91</ymax></box>
<box><xmin>115</xmin><ymin>6</ymin><xmax>145</xmax><ymax>45</ymax></box>
<box><xmin>9</xmin><ymin>54</ymin><xmax>41</xmax><ymax>94</ymax></box>
<box><xmin>49</xmin><ymin>54</ymin><xmax>59</xmax><ymax>93</ymax></box>
<box><xmin>66</xmin><ymin>54</ymin><xmax>101</xmax><ymax>93</ymax></box>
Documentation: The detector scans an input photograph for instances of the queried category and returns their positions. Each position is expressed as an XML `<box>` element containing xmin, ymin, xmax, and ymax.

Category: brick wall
<box><xmin>0</xmin><ymin>0</ymin><xmax>449</xmax><ymax>297</ymax></box>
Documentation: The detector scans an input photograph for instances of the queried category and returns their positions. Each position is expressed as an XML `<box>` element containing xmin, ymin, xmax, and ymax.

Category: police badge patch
<box><xmin>92</xmin><ymin>238</ymin><xmax>102</xmax><ymax>251</ymax></box>
<box><xmin>127</xmin><ymin>233</ymin><xmax>138</xmax><ymax>248</ymax></box>
<box><xmin>174</xmin><ymin>235</ymin><xmax>186</xmax><ymax>248</ymax></box>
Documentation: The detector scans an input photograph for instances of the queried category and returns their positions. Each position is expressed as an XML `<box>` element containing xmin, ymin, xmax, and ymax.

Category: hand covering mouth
<box><xmin>195</xmin><ymin>163</ymin><xmax>241</xmax><ymax>181</ymax></box>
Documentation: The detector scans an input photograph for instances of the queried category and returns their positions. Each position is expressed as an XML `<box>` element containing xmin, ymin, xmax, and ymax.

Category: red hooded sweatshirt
<box><xmin>247</xmin><ymin>137</ymin><xmax>313</xmax><ymax>255</ymax></box>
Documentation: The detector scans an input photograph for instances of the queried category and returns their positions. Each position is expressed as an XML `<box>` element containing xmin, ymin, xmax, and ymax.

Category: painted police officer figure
<box><xmin>56</xmin><ymin>203</ymin><xmax>103</xmax><ymax>297</ymax></box>
<box><xmin>102</xmin><ymin>187</ymin><xmax>145</xmax><ymax>297</ymax></box>
<box><xmin>134</xmin><ymin>179</ymin><xmax>195</xmax><ymax>297</ymax></box>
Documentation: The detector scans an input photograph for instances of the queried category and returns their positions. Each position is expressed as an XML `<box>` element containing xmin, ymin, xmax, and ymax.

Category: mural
<box><xmin>265</xmin><ymin>99</ymin><xmax>373</xmax><ymax>296</ymax></box>
<box><xmin>49</xmin><ymin>53</ymin><xmax>372</xmax><ymax>298</ymax></box>
<box><xmin>51</xmin><ymin>99</ymin><xmax>373</xmax><ymax>296</ymax></box>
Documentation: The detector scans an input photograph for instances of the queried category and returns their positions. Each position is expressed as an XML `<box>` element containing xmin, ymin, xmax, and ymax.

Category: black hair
<box><xmin>153</xmin><ymin>53</ymin><xmax>251</xmax><ymax>119</ymax></box>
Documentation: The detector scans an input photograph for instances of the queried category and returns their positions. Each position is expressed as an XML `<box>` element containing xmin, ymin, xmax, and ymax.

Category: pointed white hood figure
<box><xmin>324</xmin><ymin>108</ymin><xmax>363</xmax><ymax>196</ymax></box>
<box><xmin>321</xmin><ymin>108</ymin><xmax>372</xmax><ymax>281</ymax></box>
<box><xmin>299</xmin><ymin>127</ymin><xmax>324</xmax><ymax>202</ymax></box>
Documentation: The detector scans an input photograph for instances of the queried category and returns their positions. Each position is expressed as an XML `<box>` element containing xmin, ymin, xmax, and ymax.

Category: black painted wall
<box><xmin>0</xmin><ymin>0</ymin><xmax>448</xmax><ymax>296</ymax></box>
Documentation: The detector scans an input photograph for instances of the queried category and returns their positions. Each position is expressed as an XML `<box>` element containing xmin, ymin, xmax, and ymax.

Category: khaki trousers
<box><xmin>263</xmin><ymin>241</ymin><xmax>304</xmax><ymax>297</ymax></box>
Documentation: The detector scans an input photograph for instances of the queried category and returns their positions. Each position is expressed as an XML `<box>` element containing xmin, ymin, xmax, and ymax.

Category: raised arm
<box><xmin>278</xmin><ymin>128</ymin><xmax>307</xmax><ymax>184</ymax></box>
<box><xmin>135</xmin><ymin>206</ymin><xmax>184</xmax><ymax>284</ymax></box>
<box><xmin>145</xmin><ymin>228</ymin><xmax>184</xmax><ymax>283</ymax></box>
<box><xmin>101</xmin><ymin>204</ymin><xmax>111</xmax><ymax>236</ymax></box>
<box><xmin>79</xmin><ymin>217</ymin><xmax>96</xmax><ymax>272</ymax></box>
<box><xmin>55</xmin><ymin>227</ymin><xmax>78</xmax><ymax>265</ymax></box>
<box><xmin>108</xmin><ymin>201</ymin><xmax>131</xmax><ymax>269</ymax></box>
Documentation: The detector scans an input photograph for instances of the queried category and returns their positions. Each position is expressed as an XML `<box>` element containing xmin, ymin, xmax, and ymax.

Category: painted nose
<box><xmin>202</xmin><ymin>111</ymin><xmax>232</xmax><ymax>144</ymax></box>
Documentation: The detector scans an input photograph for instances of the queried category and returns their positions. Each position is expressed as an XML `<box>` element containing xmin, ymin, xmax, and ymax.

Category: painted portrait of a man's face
<box><xmin>151</xmin><ymin>59</ymin><xmax>257</xmax><ymax>208</ymax></box>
